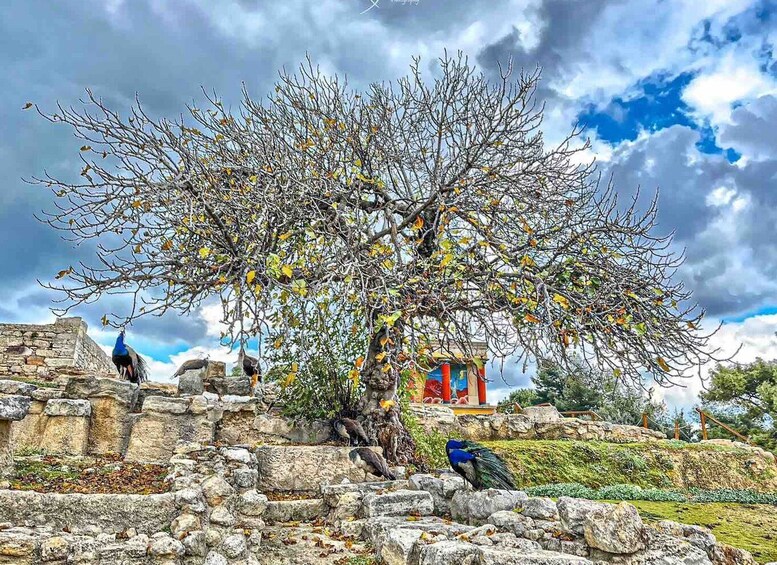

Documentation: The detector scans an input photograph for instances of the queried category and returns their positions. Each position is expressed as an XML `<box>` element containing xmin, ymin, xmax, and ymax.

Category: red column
<box><xmin>477</xmin><ymin>365</ymin><xmax>487</xmax><ymax>405</ymax></box>
<box><xmin>441</xmin><ymin>363</ymin><xmax>451</xmax><ymax>404</ymax></box>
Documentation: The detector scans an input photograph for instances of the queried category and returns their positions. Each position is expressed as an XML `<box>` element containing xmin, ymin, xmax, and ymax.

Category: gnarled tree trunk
<box><xmin>358</xmin><ymin>324</ymin><xmax>418</xmax><ymax>465</ymax></box>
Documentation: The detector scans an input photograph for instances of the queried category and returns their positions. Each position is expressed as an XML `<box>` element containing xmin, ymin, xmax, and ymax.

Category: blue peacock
<box><xmin>112</xmin><ymin>329</ymin><xmax>148</xmax><ymax>384</ymax></box>
<box><xmin>446</xmin><ymin>439</ymin><xmax>516</xmax><ymax>490</ymax></box>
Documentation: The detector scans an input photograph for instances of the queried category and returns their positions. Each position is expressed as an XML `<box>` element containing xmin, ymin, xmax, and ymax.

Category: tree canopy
<box><xmin>498</xmin><ymin>357</ymin><xmax>668</xmax><ymax>428</ymax></box>
<box><xmin>700</xmin><ymin>358</ymin><xmax>777</xmax><ymax>451</ymax></box>
<box><xmin>34</xmin><ymin>53</ymin><xmax>722</xmax><ymax>460</ymax></box>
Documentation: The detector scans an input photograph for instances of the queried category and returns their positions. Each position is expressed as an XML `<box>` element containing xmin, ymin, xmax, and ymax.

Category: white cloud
<box><xmin>682</xmin><ymin>51</ymin><xmax>777</xmax><ymax>126</ymax></box>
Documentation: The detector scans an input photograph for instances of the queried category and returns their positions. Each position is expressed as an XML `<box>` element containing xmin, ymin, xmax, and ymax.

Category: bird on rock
<box><xmin>238</xmin><ymin>346</ymin><xmax>261</xmax><ymax>388</ymax></box>
<box><xmin>446</xmin><ymin>439</ymin><xmax>516</xmax><ymax>490</ymax></box>
<box><xmin>172</xmin><ymin>357</ymin><xmax>209</xmax><ymax>378</ymax></box>
<box><xmin>111</xmin><ymin>329</ymin><xmax>148</xmax><ymax>384</ymax></box>
<box><xmin>334</xmin><ymin>417</ymin><xmax>371</xmax><ymax>446</ymax></box>
<box><xmin>349</xmin><ymin>448</ymin><xmax>396</xmax><ymax>481</ymax></box>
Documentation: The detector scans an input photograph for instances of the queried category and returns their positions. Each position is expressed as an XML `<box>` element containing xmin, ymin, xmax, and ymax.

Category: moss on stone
<box><xmin>483</xmin><ymin>440</ymin><xmax>777</xmax><ymax>492</ymax></box>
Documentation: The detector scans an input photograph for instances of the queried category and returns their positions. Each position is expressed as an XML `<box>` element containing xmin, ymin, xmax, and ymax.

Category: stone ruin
<box><xmin>0</xmin><ymin>317</ymin><xmax>772</xmax><ymax>564</ymax></box>
<box><xmin>0</xmin><ymin>317</ymin><xmax>114</xmax><ymax>379</ymax></box>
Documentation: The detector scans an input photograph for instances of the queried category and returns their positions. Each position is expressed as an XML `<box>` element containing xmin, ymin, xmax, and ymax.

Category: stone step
<box><xmin>264</xmin><ymin>498</ymin><xmax>326</xmax><ymax>524</ymax></box>
<box><xmin>0</xmin><ymin>489</ymin><xmax>176</xmax><ymax>534</ymax></box>
<box><xmin>361</xmin><ymin>489</ymin><xmax>435</xmax><ymax>518</ymax></box>
<box><xmin>255</xmin><ymin>445</ymin><xmax>384</xmax><ymax>492</ymax></box>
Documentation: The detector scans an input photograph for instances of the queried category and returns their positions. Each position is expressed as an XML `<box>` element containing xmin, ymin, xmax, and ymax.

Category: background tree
<box><xmin>700</xmin><ymin>358</ymin><xmax>777</xmax><ymax>451</ymax></box>
<box><xmin>496</xmin><ymin>389</ymin><xmax>539</xmax><ymax>413</ymax></box>
<box><xmin>34</xmin><ymin>53</ymin><xmax>722</xmax><ymax>463</ymax></box>
<box><xmin>496</xmin><ymin>357</ymin><xmax>668</xmax><ymax>427</ymax></box>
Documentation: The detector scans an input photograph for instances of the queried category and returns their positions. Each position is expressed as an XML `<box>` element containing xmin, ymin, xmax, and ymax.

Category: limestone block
<box><xmin>0</xmin><ymin>491</ymin><xmax>176</xmax><ymax>534</ymax></box>
<box><xmin>88</xmin><ymin>395</ymin><xmax>134</xmax><ymax>456</ymax></box>
<box><xmin>557</xmin><ymin>497</ymin><xmax>612</xmax><ymax>535</ymax></box>
<box><xmin>0</xmin><ymin>379</ymin><xmax>37</xmax><ymax>396</ymax></box>
<box><xmin>263</xmin><ymin>499</ymin><xmax>326</xmax><ymax>523</ymax></box>
<box><xmin>450</xmin><ymin>489</ymin><xmax>528</xmax><ymax>524</ymax></box>
<box><xmin>376</xmin><ymin>528</ymin><xmax>423</xmax><ymax>565</ymax></box>
<box><xmin>246</xmin><ymin>414</ymin><xmax>330</xmax><ymax>445</ymax></box>
<box><xmin>124</xmin><ymin>404</ymin><xmax>214</xmax><ymax>464</ymax></box>
<box><xmin>44</xmin><ymin>398</ymin><xmax>91</xmax><ymax>417</ymax></box>
<box><xmin>476</xmin><ymin>546</ymin><xmax>594</xmax><ymax>564</ymax></box>
<box><xmin>408</xmin><ymin>472</ymin><xmax>466</xmax><ymax>515</ymax></box>
<box><xmin>205</xmin><ymin>361</ymin><xmax>226</xmax><ymax>379</ymax></box>
<box><xmin>487</xmin><ymin>510</ymin><xmax>535</xmax><ymax>537</ymax></box>
<box><xmin>523</xmin><ymin>497</ymin><xmax>559</xmax><ymax>521</ymax></box>
<box><xmin>201</xmin><ymin>476</ymin><xmax>235</xmax><ymax>506</ymax></box>
<box><xmin>39</xmin><ymin>413</ymin><xmax>90</xmax><ymax>455</ymax></box>
<box><xmin>592</xmin><ymin>529</ymin><xmax>711</xmax><ymax>565</ymax></box>
<box><xmin>30</xmin><ymin>388</ymin><xmax>64</xmax><ymax>402</ymax></box>
<box><xmin>418</xmin><ymin>540</ymin><xmax>480</xmax><ymax>564</ymax></box>
<box><xmin>210</xmin><ymin>376</ymin><xmax>251</xmax><ymax>397</ymax></box>
<box><xmin>65</xmin><ymin>376</ymin><xmax>137</xmax><ymax>405</ymax></box>
<box><xmin>0</xmin><ymin>395</ymin><xmax>32</xmax><ymax>421</ymax></box>
<box><xmin>361</xmin><ymin>489</ymin><xmax>434</xmax><ymax>518</ymax></box>
<box><xmin>583</xmin><ymin>502</ymin><xmax>645</xmax><ymax>554</ymax></box>
<box><xmin>322</xmin><ymin>481</ymin><xmax>406</xmax><ymax>521</ymax></box>
<box><xmin>238</xmin><ymin>490</ymin><xmax>268</xmax><ymax>517</ymax></box>
<box><xmin>178</xmin><ymin>369</ymin><xmax>205</xmax><ymax>396</ymax></box>
<box><xmin>255</xmin><ymin>445</ymin><xmax>379</xmax><ymax>491</ymax></box>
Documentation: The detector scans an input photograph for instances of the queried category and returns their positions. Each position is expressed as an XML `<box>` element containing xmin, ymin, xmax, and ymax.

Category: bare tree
<box><xmin>33</xmin><ymin>53</ymin><xmax>723</xmax><ymax>462</ymax></box>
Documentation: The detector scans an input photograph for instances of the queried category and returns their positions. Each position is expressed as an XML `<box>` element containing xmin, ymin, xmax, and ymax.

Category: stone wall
<box><xmin>0</xmin><ymin>317</ymin><xmax>114</xmax><ymax>379</ymax></box>
<box><xmin>409</xmin><ymin>403</ymin><xmax>667</xmax><ymax>443</ymax></box>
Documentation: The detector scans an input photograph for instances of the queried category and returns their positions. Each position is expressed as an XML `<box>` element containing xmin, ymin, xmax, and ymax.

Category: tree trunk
<box><xmin>358</xmin><ymin>326</ymin><xmax>418</xmax><ymax>465</ymax></box>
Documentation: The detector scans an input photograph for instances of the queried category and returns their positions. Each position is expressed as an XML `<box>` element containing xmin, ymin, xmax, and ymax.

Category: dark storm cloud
<box><xmin>599</xmin><ymin>122</ymin><xmax>777</xmax><ymax>319</ymax></box>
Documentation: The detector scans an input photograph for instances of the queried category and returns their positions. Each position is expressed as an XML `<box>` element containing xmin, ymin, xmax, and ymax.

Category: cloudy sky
<box><xmin>2</xmin><ymin>0</ymin><xmax>777</xmax><ymax>408</ymax></box>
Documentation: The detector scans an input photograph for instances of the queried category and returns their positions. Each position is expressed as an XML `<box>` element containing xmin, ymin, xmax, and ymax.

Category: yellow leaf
<box><xmin>520</xmin><ymin>255</ymin><xmax>535</xmax><ymax>268</ymax></box>
<box><xmin>131</xmin><ymin>200</ymin><xmax>142</xmax><ymax>209</ymax></box>
<box><xmin>291</xmin><ymin>362</ymin><xmax>299</xmax><ymax>372</ymax></box>
<box><xmin>282</xmin><ymin>372</ymin><xmax>296</xmax><ymax>387</ymax></box>
<box><xmin>249</xmin><ymin>175</ymin><xmax>258</xmax><ymax>184</ymax></box>
<box><xmin>273</xmin><ymin>337</ymin><xmax>283</xmax><ymax>349</ymax></box>
<box><xmin>413</xmin><ymin>216</ymin><xmax>424</xmax><ymax>231</ymax></box>
<box><xmin>133</xmin><ymin>244</ymin><xmax>142</xmax><ymax>253</ymax></box>
<box><xmin>246</xmin><ymin>270</ymin><xmax>256</xmax><ymax>284</ymax></box>
<box><xmin>279</xmin><ymin>231</ymin><xmax>292</xmax><ymax>241</ymax></box>
<box><xmin>525</xmin><ymin>313</ymin><xmax>540</xmax><ymax>324</ymax></box>
<box><xmin>161</xmin><ymin>240</ymin><xmax>173</xmax><ymax>251</ymax></box>
<box><xmin>375</xmin><ymin>352</ymin><xmax>387</xmax><ymax>362</ymax></box>
<box><xmin>80</xmin><ymin>145</ymin><xmax>91</xmax><ymax>151</ymax></box>
<box><xmin>55</xmin><ymin>268</ymin><xmax>72</xmax><ymax>279</ymax></box>
<box><xmin>552</xmin><ymin>294</ymin><xmax>570</xmax><ymax>309</ymax></box>
<box><xmin>440</xmin><ymin>254</ymin><xmax>454</xmax><ymax>268</ymax></box>
<box><xmin>379</xmin><ymin>399</ymin><xmax>395</xmax><ymax>411</ymax></box>
<box><xmin>101</xmin><ymin>314</ymin><xmax>109</xmax><ymax>326</ymax></box>
<box><xmin>656</xmin><ymin>357</ymin><xmax>670</xmax><ymax>372</ymax></box>
<box><xmin>281</xmin><ymin>265</ymin><xmax>293</xmax><ymax>278</ymax></box>
<box><xmin>379</xmin><ymin>336</ymin><xmax>389</xmax><ymax>347</ymax></box>
<box><xmin>354</xmin><ymin>356</ymin><xmax>365</xmax><ymax>369</ymax></box>
<box><xmin>199</xmin><ymin>247</ymin><xmax>211</xmax><ymax>259</ymax></box>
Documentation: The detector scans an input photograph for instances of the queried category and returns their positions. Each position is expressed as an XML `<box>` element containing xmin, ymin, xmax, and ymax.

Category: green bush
<box><xmin>523</xmin><ymin>482</ymin><xmax>777</xmax><ymax>505</ymax></box>
<box><xmin>404</xmin><ymin>415</ymin><xmax>449</xmax><ymax>470</ymax></box>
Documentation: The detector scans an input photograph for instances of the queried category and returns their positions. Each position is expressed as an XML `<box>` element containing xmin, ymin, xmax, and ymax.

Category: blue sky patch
<box><xmin>578</xmin><ymin>72</ymin><xmax>741</xmax><ymax>163</ymax></box>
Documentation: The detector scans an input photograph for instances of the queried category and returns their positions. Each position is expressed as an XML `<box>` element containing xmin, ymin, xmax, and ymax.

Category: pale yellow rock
<box><xmin>38</xmin><ymin>415</ymin><xmax>89</xmax><ymax>455</ymax></box>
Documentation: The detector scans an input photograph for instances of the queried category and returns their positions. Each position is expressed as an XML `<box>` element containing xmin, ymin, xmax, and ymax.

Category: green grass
<box><xmin>625</xmin><ymin>501</ymin><xmax>777</xmax><ymax>563</ymax></box>
<box><xmin>484</xmin><ymin>439</ymin><xmax>776</xmax><ymax>491</ymax></box>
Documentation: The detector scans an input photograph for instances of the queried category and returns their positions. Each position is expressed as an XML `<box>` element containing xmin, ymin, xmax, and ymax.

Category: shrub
<box><xmin>524</xmin><ymin>482</ymin><xmax>777</xmax><ymax>505</ymax></box>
